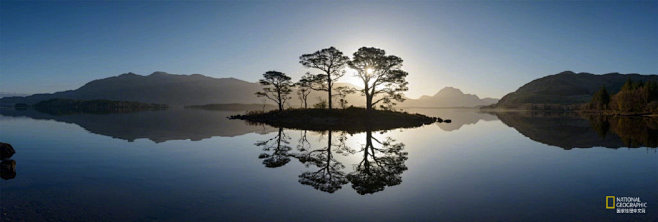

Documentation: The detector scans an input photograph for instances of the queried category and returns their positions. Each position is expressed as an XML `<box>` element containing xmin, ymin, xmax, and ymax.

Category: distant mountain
<box><xmin>400</xmin><ymin>87</ymin><xmax>498</xmax><ymax>108</ymax></box>
<box><xmin>0</xmin><ymin>71</ymin><xmax>496</xmax><ymax>108</ymax></box>
<box><xmin>0</xmin><ymin>72</ymin><xmax>266</xmax><ymax>106</ymax></box>
<box><xmin>491</xmin><ymin>71</ymin><xmax>658</xmax><ymax>109</ymax></box>
<box><xmin>0</xmin><ymin>92</ymin><xmax>27</xmax><ymax>99</ymax></box>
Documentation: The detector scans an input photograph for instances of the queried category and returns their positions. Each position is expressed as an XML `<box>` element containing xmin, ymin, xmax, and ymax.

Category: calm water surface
<box><xmin>1</xmin><ymin>108</ymin><xmax>656</xmax><ymax>221</ymax></box>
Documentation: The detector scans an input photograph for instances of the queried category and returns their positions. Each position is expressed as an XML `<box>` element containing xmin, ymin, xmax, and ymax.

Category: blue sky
<box><xmin>1</xmin><ymin>0</ymin><xmax>656</xmax><ymax>98</ymax></box>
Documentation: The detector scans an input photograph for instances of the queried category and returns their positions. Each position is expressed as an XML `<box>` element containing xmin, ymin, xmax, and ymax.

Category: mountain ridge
<box><xmin>490</xmin><ymin>71</ymin><xmax>658</xmax><ymax>109</ymax></box>
<box><xmin>0</xmin><ymin>71</ymin><xmax>497</xmax><ymax>108</ymax></box>
<box><xmin>400</xmin><ymin>86</ymin><xmax>498</xmax><ymax>107</ymax></box>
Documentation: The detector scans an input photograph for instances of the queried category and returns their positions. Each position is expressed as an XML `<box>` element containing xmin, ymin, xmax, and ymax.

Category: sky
<box><xmin>1</xmin><ymin>1</ymin><xmax>657</xmax><ymax>99</ymax></box>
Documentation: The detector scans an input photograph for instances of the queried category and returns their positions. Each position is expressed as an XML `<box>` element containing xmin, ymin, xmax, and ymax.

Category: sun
<box><xmin>366</xmin><ymin>67</ymin><xmax>374</xmax><ymax>75</ymax></box>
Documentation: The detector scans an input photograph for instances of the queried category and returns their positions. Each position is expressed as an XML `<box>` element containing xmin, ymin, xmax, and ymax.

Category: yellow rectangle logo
<box><xmin>606</xmin><ymin>196</ymin><xmax>615</xmax><ymax>209</ymax></box>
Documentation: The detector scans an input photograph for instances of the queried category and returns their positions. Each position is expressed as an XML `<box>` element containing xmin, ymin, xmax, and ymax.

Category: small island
<box><xmin>228</xmin><ymin>46</ymin><xmax>448</xmax><ymax>131</ymax></box>
<box><xmin>229</xmin><ymin>107</ymin><xmax>443</xmax><ymax>132</ymax></box>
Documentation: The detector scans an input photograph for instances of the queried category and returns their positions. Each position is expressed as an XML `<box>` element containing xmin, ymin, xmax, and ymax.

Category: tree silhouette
<box><xmin>296</xmin><ymin>131</ymin><xmax>353</xmax><ymax>193</ymax></box>
<box><xmin>299</xmin><ymin>47</ymin><xmax>350</xmax><ymax>109</ymax></box>
<box><xmin>590</xmin><ymin>86</ymin><xmax>610</xmax><ymax>110</ymax></box>
<box><xmin>295</xmin><ymin>73</ymin><xmax>314</xmax><ymax>109</ymax></box>
<box><xmin>296</xmin><ymin>130</ymin><xmax>311</xmax><ymax>152</ymax></box>
<box><xmin>346</xmin><ymin>131</ymin><xmax>408</xmax><ymax>195</ymax></box>
<box><xmin>348</xmin><ymin>47</ymin><xmax>409</xmax><ymax>110</ymax></box>
<box><xmin>256</xmin><ymin>71</ymin><xmax>293</xmax><ymax>111</ymax></box>
<box><xmin>256</xmin><ymin>127</ymin><xmax>293</xmax><ymax>168</ymax></box>
<box><xmin>335</xmin><ymin>86</ymin><xmax>356</xmax><ymax>109</ymax></box>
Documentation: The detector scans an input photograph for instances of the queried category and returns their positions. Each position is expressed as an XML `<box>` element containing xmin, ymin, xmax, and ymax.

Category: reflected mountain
<box><xmin>405</xmin><ymin>108</ymin><xmax>498</xmax><ymax>131</ymax></box>
<box><xmin>254</xmin><ymin>128</ymin><xmax>407</xmax><ymax>194</ymax></box>
<box><xmin>0</xmin><ymin>108</ymin><xmax>276</xmax><ymax>143</ymax></box>
<box><xmin>492</xmin><ymin>111</ymin><xmax>658</xmax><ymax>149</ymax></box>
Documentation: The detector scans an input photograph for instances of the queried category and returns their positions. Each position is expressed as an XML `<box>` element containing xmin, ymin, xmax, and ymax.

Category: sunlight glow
<box><xmin>366</xmin><ymin>68</ymin><xmax>374</xmax><ymax>75</ymax></box>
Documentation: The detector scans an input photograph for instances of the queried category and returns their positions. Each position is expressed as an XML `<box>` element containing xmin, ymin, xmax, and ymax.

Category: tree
<box><xmin>299</xmin><ymin>47</ymin><xmax>350</xmax><ymax>109</ymax></box>
<box><xmin>313</xmin><ymin>97</ymin><xmax>327</xmax><ymax>109</ymax></box>
<box><xmin>335</xmin><ymin>86</ymin><xmax>356</xmax><ymax>109</ymax></box>
<box><xmin>255</xmin><ymin>71</ymin><xmax>293</xmax><ymax>111</ymax></box>
<box><xmin>621</xmin><ymin>78</ymin><xmax>635</xmax><ymax>91</ymax></box>
<box><xmin>590</xmin><ymin>86</ymin><xmax>610</xmax><ymax>110</ymax></box>
<box><xmin>643</xmin><ymin>81</ymin><xmax>658</xmax><ymax>103</ymax></box>
<box><xmin>295</xmin><ymin>73</ymin><xmax>314</xmax><ymax>109</ymax></box>
<box><xmin>348</xmin><ymin>47</ymin><xmax>409</xmax><ymax>110</ymax></box>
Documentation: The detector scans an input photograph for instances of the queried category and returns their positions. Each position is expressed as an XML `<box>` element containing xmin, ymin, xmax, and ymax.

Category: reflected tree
<box><xmin>256</xmin><ymin>128</ymin><xmax>293</xmax><ymax>168</ymax></box>
<box><xmin>252</xmin><ymin>129</ymin><xmax>410</xmax><ymax>194</ymax></box>
<box><xmin>296</xmin><ymin>130</ymin><xmax>311</xmax><ymax>152</ymax></box>
<box><xmin>587</xmin><ymin>115</ymin><xmax>610</xmax><ymax>138</ymax></box>
<box><xmin>296</xmin><ymin>131</ymin><xmax>353</xmax><ymax>193</ymax></box>
<box><xmin>347</xmin><ymin>131</ymin><xmax>408</xmax><ymax>195</ymax></box>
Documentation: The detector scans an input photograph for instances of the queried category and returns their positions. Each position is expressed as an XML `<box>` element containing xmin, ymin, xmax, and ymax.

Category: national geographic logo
<box><xmin>606</xmin><ymin>196</ymin><xmax>615</xmax><ymax>209</ymax></box>
<box><xmin>606</xmin><ymin>196</ymin><xmax>648</xmax><ymax>214</ymax></box>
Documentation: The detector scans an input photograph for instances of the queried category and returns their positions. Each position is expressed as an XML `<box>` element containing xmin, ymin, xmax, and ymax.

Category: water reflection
<box><xmin>297</xmin><ymin>131</ymin><xmax>351</xmax><ymax>193</ymax></box>
<box><xmin>492</xmin><ymin>111</ymin><xmax>658</xmax><ymax>149</ymax></box>
<box><xmin>0</xmin><ymin>143</ymin><xmax>16</xmax><ymax>180</ymax></box>
<box><xmin>255</xmin><ymin>128</ymin><xmax>407</xmax><ymax>194</ymax></box>
<box><xmin>1</xmin><ymin>160</ymin><xmax>16</xmax><ymax>180</ymax></box>
<box><xmin>256</xmin><ymin>128</ymin><xmax>294</xmax><ymax>168</ymax></box>
<box><xmin>0</xmin><ymin>108</ymin><xmax>275</xmax><ymax>143</ymax></box>
<box><xmin>346</xmin><ymin>131</ymin><xmax>407</xmax><ymax>195</ymax></box>
<box><xmin>405</xmin><ymin>108</ymin><xmax>497</xmax><ymax>131</ymax></box>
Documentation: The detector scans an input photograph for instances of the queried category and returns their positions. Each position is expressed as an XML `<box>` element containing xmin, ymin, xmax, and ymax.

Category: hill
<box><xmin>0</xmin><ymin>72</ymin><xmax>264</xmax><ymax>106</ymax></box>
<box><xmin>490</xmin><ymin>71</ymin><xmax>658</xmax><ymax>109</ymax></box>
<box><xmin>0</xmin><ymin>71</ymin><xmax>496</xmax><ymax>108</ymax></box>
<box><xmin>400</xmin><ymin>87</ymin><xmax>498</xmax><ymax>108</ymax></box>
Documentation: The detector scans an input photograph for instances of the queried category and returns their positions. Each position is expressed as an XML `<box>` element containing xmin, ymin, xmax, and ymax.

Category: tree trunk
<box><xmin>277</xmin><ymin>90</ymin><xmax>283</xmax><ymax>111</ymax></box>
<box><xmin>327</xmin><ymin>76</ymin><xmax>333</xmax><ymax>110</ymax></box>
<box><xmin>366</xmin><ymin>94</ymin><xmax>373</xmax><ymax>111</ymax></box>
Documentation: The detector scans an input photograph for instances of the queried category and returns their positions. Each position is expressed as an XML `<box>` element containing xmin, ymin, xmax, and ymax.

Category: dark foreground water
<box><xmin>0</xmin><ymin>108</ymin><xmax>656</xmax><ymax>221</ymax></box>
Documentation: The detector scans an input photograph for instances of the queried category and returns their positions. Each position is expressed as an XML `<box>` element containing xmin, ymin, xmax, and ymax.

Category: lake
<box><xmin>0</xmin><ymin>108</ymin><xmax>656</xmax><ymax>221</ymax></box>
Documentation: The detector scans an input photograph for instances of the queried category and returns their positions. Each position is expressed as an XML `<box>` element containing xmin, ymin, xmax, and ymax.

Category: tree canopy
<box><xmin>299</xmin><ymin>47</ymin><xmax>350</xmax><ymax>109</ymax></box>
<box><xmin>255</xmin><ymin>71</ymin><xmax>293</xmax><ymax>111</ymax></box>
<box><xmin>348</xmin><ymin>47</ymin><xmax>409</xmax><ymax>110</ymax></box>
